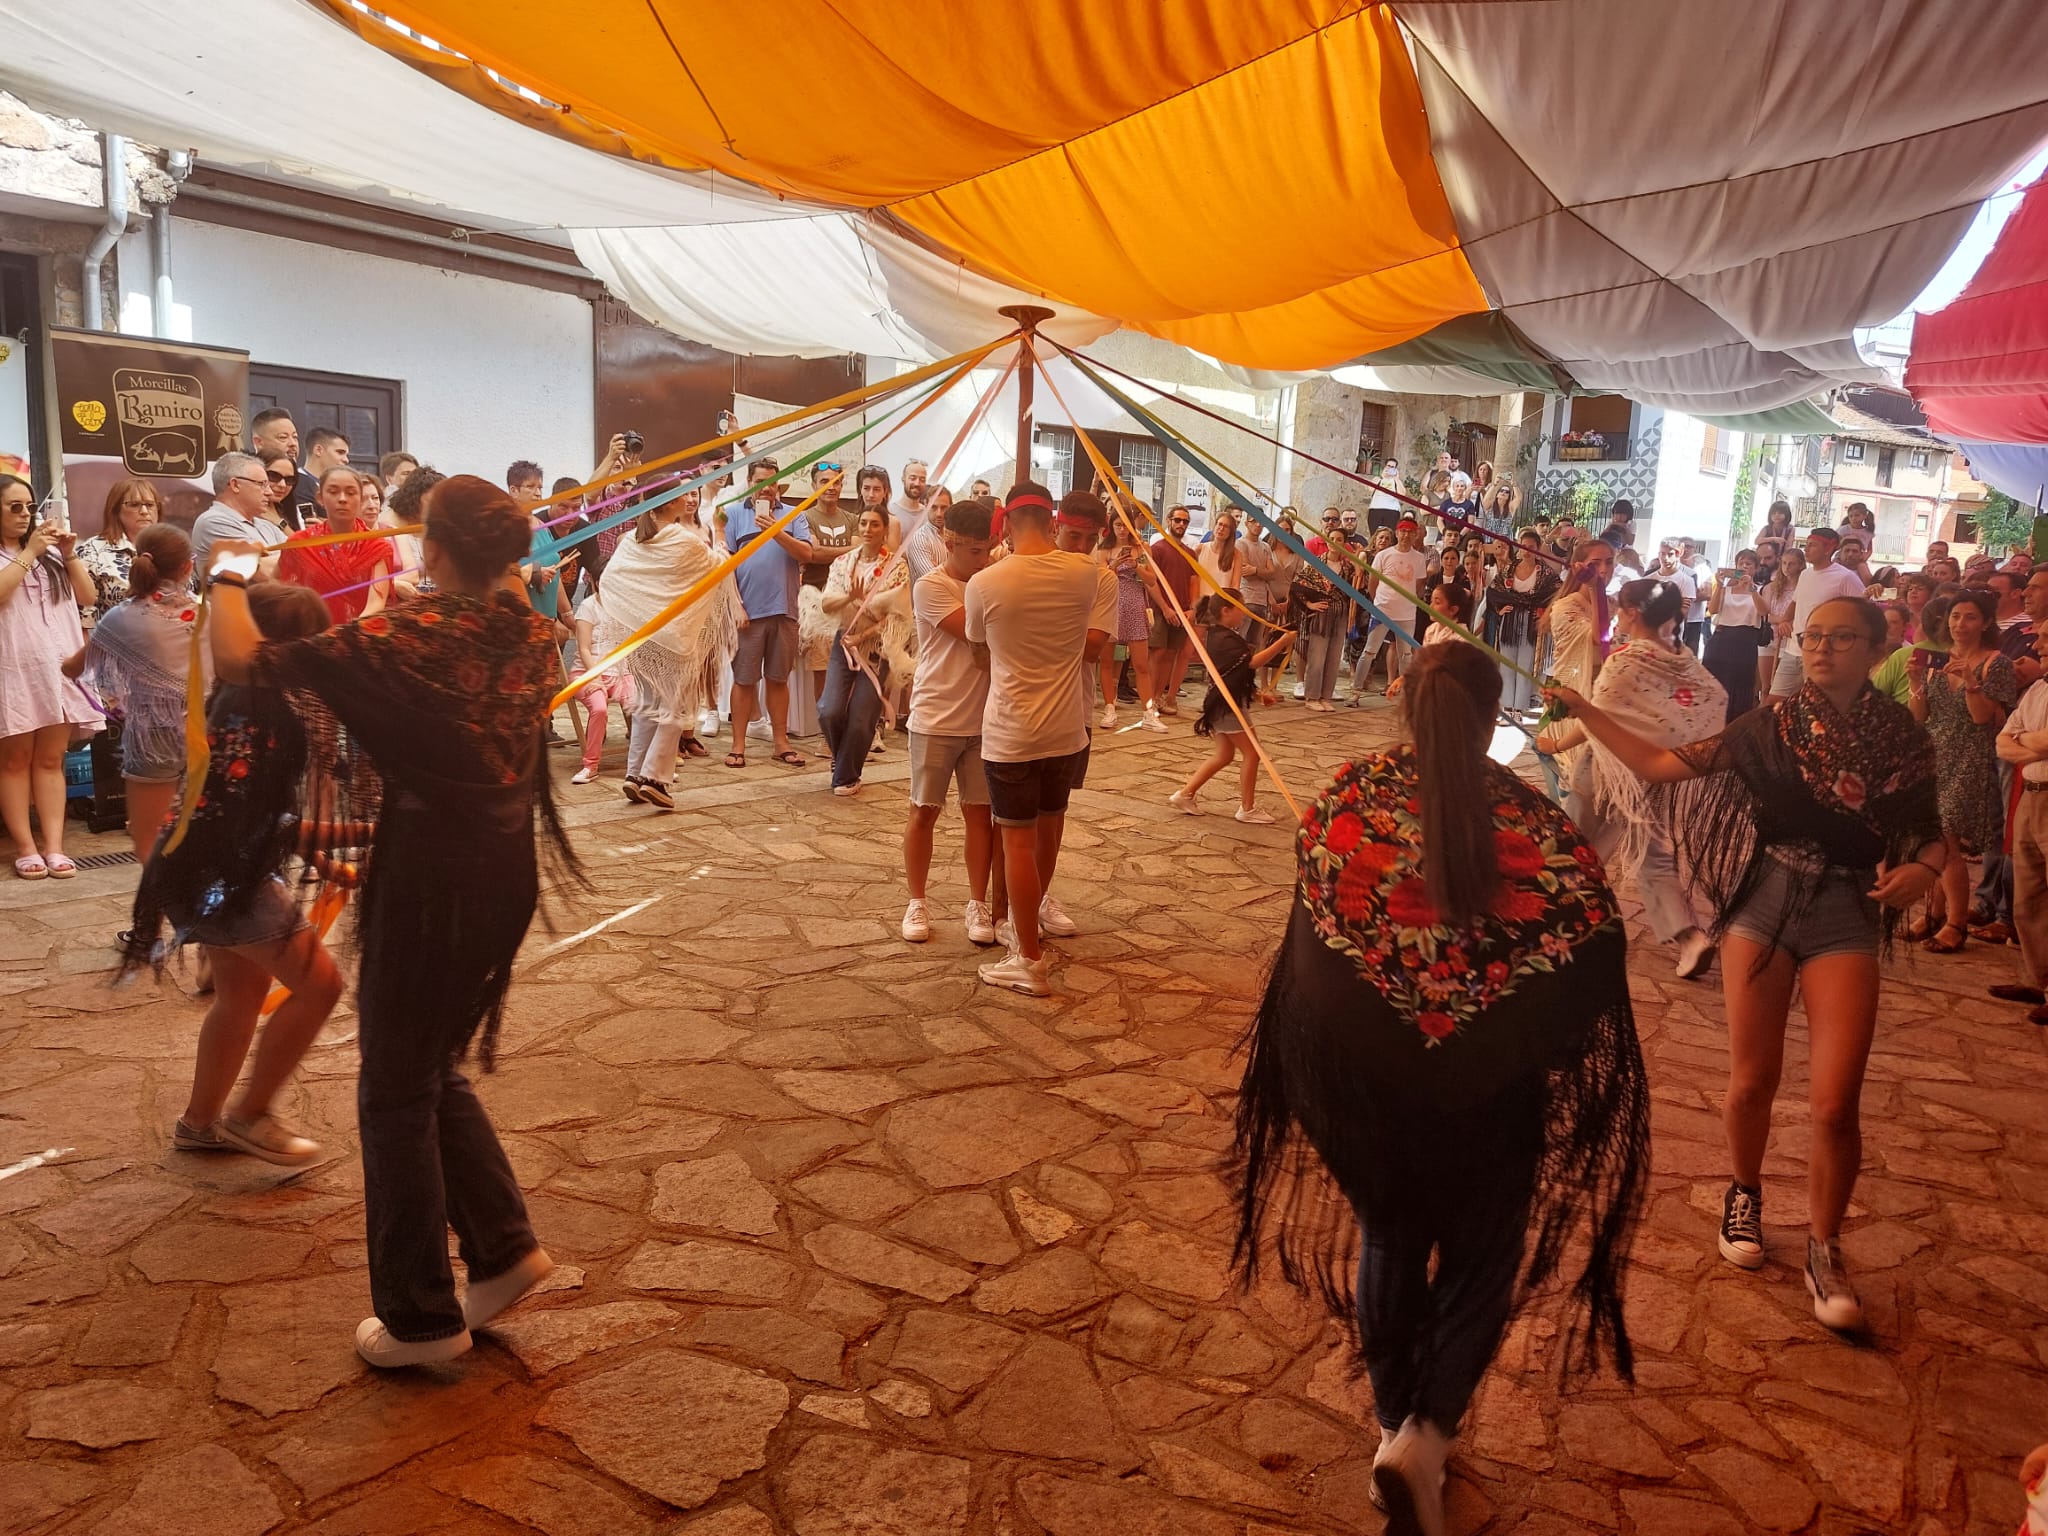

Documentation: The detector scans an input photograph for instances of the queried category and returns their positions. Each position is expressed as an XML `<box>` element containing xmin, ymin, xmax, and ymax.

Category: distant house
<box><xmin>1751</xmin><ymin>385</ymin><xmax>1987</xmax><ymax>563</ymax></box>
<box><xmin>1530</xmin><ymin>394</ymin><xmax>1745</xmax><ymax>561</ymax></box>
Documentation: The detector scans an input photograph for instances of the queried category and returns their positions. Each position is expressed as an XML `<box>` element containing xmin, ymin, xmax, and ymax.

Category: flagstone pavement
<box><xmin>3</xmin><ymin>695</ymin><xmax>2046</xmax><ymax>1536</ymax></box>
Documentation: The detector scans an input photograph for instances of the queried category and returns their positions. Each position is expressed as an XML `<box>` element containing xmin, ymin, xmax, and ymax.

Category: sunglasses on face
<box><xmin>266</xmin><ymin>471</ymin><xmax>294</xmax><ymax>484</ymax></box>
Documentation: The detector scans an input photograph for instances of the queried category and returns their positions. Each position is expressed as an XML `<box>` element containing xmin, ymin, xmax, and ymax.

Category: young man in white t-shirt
<box><xmin>964</xmin><ymin>484</ymin><xmax>1116</xmax><ymax>995</ymax></box>
<box><xmin>1771</xmin><ymin>527</ymin><xmax>1866</xmax><ymax>698</ymax></box>
<box><xmin>901</xmin><ymin>498</ymin><xmax>997</xmax><ymax>947</ymax></box>
<box><xmin>1352</xmin><ymin>517</ymin><xmax>1429</xmax><ymax>698</ymax></box>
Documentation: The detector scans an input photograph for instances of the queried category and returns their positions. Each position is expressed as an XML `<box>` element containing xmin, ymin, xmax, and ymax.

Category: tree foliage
<box><xmin>1973</xmin><ymin>490</ymin><xmax>2039</xmax><ymax>555</ymax></box>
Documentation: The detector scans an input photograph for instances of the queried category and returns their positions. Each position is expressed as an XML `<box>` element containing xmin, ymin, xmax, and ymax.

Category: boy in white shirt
<box><xmin>1770</xmin><ymin>527</ymin><xmax>1867</xmax><ymax>697</ymax></box>
<box><xmin>901</xmin><ymin>498</ymin><xmax>998</xmax><ymax>947</ymax></box>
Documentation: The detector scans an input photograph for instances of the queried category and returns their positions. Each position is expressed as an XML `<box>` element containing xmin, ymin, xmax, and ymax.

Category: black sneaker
<box><xmin>639</xmin><ymin>780</ymin><xmax>675</xmax><ymax>811</ymax></box>
<box><xmin>1804</xmin><ymin>1236</ymin><xmax>1864</xmax><ymax>1331</ymax></box>
<box><xmin>1718</xmin><ymin>1181</ymin><xmax>1765</xmax><ymax>1270</ymax></box>
<box><xmin>621</xmin><ymin>777</ymin><xmax>647</xmax><ymax>804</ymax></box>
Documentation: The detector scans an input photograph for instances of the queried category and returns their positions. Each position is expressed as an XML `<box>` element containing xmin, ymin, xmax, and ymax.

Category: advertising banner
<box><xmin>50</xmin><ymin>327</ymin><xmax>249</xmax><ymax>535</ymax></box>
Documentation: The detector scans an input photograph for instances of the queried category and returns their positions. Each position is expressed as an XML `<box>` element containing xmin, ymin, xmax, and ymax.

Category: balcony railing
<box><xmin>1556</xmin><ymin>434</ymin><xmax>1631</xmax><ymax>463</ymax></box>
<box><xmin>1700</xmin><ymin>447</ymin><xmax>1733</xmax><ymax>475</ymax></box>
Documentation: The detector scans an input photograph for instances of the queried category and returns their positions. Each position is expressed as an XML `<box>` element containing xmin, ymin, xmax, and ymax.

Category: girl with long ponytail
<box><xmin>1233</xmin><ymin>637</ymin><xmax>1648</xmax><ymax>1530</ymax></box>
<box><xmin>62</xmin><ymin>522</ymin><xmax>201</xmax><ymax>860</ymax></box>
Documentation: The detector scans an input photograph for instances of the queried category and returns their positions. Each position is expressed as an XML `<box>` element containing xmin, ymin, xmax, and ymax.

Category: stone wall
<box><xmin>1288</xmin><ymin>376</ymin><xmax>1361</xmax><ymax>514</ymax></box>
<box><xmin>0</xmin><ymin>93</ymin><xmax>175</xmax><ymax>327</ymax></box>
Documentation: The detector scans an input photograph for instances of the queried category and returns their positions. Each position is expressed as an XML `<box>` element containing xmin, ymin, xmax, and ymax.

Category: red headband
<box><xmin>1053</xmin><ymin>511</ymin><xmax>1103</xmax><ymax>528</ymax></box>
<box><xmin>1005</xmin><ymin>492</ymin><xmax>1054</xmax><ymax>515</ymax></box>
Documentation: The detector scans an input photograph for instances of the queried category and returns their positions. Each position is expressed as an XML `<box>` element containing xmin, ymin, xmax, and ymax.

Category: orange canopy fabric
<box><xmin>365</xmin><ymin>0</ymin><xmax>1487</xmax><ymax>368</ymax></box>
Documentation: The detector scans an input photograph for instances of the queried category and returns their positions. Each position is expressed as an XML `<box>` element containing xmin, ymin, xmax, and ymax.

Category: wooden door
<box><xmin>247</xmin><ymin>364</ymin><xmax>402</xmax><ymax>474</ymax></box>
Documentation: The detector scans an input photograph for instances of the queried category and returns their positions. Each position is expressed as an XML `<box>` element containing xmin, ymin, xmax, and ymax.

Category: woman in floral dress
<box><xmin>1234</xmin><ymin>640</ymin><xmax>1648</xmax><ymax>1535</ymax></box>
<box><xmin>1905</xmin><ymin>586</ymin><xmax>2015</xmax><ymax>953</ymax></box>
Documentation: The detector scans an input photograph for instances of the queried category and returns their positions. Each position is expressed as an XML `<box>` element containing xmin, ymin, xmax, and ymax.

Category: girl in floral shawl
<box><xmin>1234</xmin><ymin>640</ymin><xmax>1647</xmax><ymax>1536</ymax></box>
<box><xmin>1547</xmin><ymin>595</ymin><xmax>1942</xmax><ymax>1338</ymax></box>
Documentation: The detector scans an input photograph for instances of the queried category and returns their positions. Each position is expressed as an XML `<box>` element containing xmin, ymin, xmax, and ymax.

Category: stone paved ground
<box><xmin>3</xmin><ymin>695</ymin><xmax>2047</xmax><ymax>1536</ymax></box>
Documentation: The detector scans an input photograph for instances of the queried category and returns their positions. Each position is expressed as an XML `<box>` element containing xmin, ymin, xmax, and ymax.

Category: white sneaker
<box><xmin>964</xmin><ymin>900</ymin><xmax>997</xmax><ymax>945</ymax></box>
<box><xmin>1675</xmin><ymin>927</ymin><xmax>1716</xmax><ymax>980</ymax></box>
<box><xmin>901</xmin><ymin>898</ymin><xmax>931</xmax><ymax>943</ymax></box>
<box><xmin>1137</xmin><ymin>704</ymin><xmax>1169</xmax><ymax>733</ymax></box>
<box><xmin>1235</xmin><ymin>805</ymin><xmax>1277</xmax><ymax>825</ymax></box>
<box><xmin>699</xmin><ymin>709</ymin><xmax>721</xmax><ymax>738</ymax></box>
<box><xmin>1293</xmin><ymin>682</ymin><xmax>1307</xmax><ymax>699</ymax></box>
<box><xmin>462</xmin><ymin>1248</ymin><xmax>554</xmax><ymax>1331</ymax></box>
<box><xmin>570</xmin><ymin>766</ymin><xmax>597</xmax><ymax>785</ymax></box>
<box><xmin>1371</xmin><ymin>1416</ymin><xmax>1450</xmax><ymax>1536</ymax></box>
<box><xmin>1168</xmin><ymin>788</ymin><xmax>1202</xmax><ymax>815</ymax></box>
<box><xmin>994</xmin><ymin>917</ymin><xmax>1017</xmax><ymax>953</ymax></box>
<box><xmin>1098</xmin><ymin>704</ymin><xmax>1119</xmax><ymax>729</ymax></box>
<box><xmin>1805</xmin><ymin>1237</ymin><xmax>1865</xmax><ymax>1332</ymax></box>
<box><xmin>833</xmin><ymin>782</ymin><xmax>862</xmax><ymax>797</ymax></box>
<box><xmin>978</xmin><ymin>950</ymin><xmax>1051</xmax><ymax>996</ymax></box>
<box><xmin>355</xmin><ymin>1316</ymin><xmax>473</xmax><ymax>1369</ymax></box>
<box><xmin>1038</xmin><ymin>893</ymin><xmax>1078</xmax><ymax>938</ymax></box>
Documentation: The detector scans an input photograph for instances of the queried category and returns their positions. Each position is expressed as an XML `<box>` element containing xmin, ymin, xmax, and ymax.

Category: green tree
<box><xmin>1973</xmin><ymin>490</ymin><xmax>2039</xmax><ymax>555</ymax></box>
<box><xmin>1730</xmin><ymin>442</ymin><xmax>1760</xmax><ymax>543</ymax></box>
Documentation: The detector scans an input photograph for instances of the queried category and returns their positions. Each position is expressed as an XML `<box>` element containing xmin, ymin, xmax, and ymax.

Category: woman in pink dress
<box><xmin>0</xmin><ymin>474</ymin><xmax>102</xmax><ymax>878</ymax></box>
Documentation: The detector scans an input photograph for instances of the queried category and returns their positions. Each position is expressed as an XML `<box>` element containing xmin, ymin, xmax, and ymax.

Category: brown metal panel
<box><xmin>594</xmin><ymin>296</ymin><xmax>865</xmax><ymax>466</ymax></box>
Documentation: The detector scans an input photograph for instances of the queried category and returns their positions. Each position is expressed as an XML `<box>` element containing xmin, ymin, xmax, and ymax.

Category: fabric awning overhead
<box><xmin>1906</xmin><ymin>172</ymin><xmax>2048</xmax><ymax>444</ymax></box>
<box><xmin>4</xmin><ymin>0</ymin><xmax>2046</xmax><ymax>418</ymax></box>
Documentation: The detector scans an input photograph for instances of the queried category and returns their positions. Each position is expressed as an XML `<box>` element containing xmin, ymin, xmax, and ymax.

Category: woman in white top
<box><xmin>818</xmin><ymin>506</ymin><xmax>912</xmax><ymax>796</ymax></box>
<box><xmin>1366</xmin><ymin>458</ymin><xmax>1403</xmax><ymax>534</ymax></box>
<box><xmin>1195</xmin><ymin>509</ymin><xmax>1245</xmax><ymax>623</ymax></box>
<box><xmin>1758</xmin><ymin>547</ymin><xmax>1805</xmax><ymax>701</ymax></box>
<box><xmin>594</xmin><ymin>485</ymin><xmax>739</xmax><ymax>810</ymax></box>
<box><xmin>1537</xmin><ymin>577</ymin><xmax>1726</xmax><ymax>980</ymax></box>
<box><xmin>1703</xmin><ymin>548</ymin><xmax>1767</xmax><ymax>719</ymax></box>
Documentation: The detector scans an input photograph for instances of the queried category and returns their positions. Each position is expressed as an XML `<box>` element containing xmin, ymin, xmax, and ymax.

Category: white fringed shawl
<box><xmin>594</xmin><ymin>522</ymin><xmax>740</xmax><ymax>726</ymax></box>
<box><xmin>1577</xmin><ymin>636</ymin><xmax>1728</xmax><ymax>880</ymax></box>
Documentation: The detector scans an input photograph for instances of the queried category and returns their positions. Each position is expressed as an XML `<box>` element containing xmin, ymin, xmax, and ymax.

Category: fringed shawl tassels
<box><xmin>1575</xmin><ymin>638</ymin><xmax>1727</xmax><ymax>885</ymax></box>
<box><xmin>1230</xmin><ymin>749</ymin><xmax>1650</xmax><ymax>1385</ymax></box>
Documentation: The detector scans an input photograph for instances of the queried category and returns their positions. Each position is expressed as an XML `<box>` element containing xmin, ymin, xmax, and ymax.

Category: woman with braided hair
<box><xmin>205</xmin><ymin>473</ymin><xmax>578</xmax><ymax>1368</ymax></box>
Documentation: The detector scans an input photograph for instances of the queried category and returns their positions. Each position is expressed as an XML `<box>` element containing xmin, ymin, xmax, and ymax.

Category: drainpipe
<box><xmin>80</xmin><ymin>133</ymin><xmax>128</xmax><ymax>330</ymax></box>
<box><xmin>151</xmin><ymin>149</ymin><xmax>192</xmax><ymax>338</ymax></box>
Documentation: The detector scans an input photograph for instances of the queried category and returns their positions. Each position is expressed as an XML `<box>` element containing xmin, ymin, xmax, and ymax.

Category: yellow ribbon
<box><xmin>1026</xmin><ymin>347</ymin><xmax>1302</xmax><ymax>820</ymax></box>
<box><xmin>157</xmin><ymin>591</ymin><xmax>213</xmax><ymax>858</ymax></box>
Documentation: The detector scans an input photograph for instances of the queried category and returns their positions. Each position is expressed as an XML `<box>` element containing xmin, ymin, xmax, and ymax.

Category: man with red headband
<box><xmin>964</xmin><ymin>483</ymin><xmax>1116</xmax><ymax>995</ymax></box>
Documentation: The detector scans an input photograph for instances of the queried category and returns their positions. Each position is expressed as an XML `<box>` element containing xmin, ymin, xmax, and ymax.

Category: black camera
<box><xmin>621</xmin><ymin>430</ymin><xmax>644</xmax><ymax>455</ymax></box>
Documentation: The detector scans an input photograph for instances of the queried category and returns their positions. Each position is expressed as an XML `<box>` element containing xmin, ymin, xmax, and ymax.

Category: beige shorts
<box><xmin>909</xmin><ymin>731</ymin><xmax>988</xmax><ymax>807</ymax></box>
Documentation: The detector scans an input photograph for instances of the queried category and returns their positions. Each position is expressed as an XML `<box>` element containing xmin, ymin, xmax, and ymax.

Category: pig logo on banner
<box><xmin>113</xmin><ymin>368</ymin><xmax>205</xmax><ymax>477</ymax></box>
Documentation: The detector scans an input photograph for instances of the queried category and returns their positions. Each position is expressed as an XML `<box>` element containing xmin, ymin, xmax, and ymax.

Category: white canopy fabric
<box><xmin>572</xmin><ymin>220</ymin><xmax>1114</xmax><ymax>363</ymax></box>
<box><xmin>0</xmin><ymin>0</ymin><xmax>806</xmax><ymax>231</ymax></box>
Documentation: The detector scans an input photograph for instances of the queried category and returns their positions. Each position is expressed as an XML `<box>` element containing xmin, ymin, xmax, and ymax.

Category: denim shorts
<box><xmin>121</xmin><ymin>736</ymin><xmax>184</xmax><ymax>784</ymax></box>
<box><xmin>1726</xmin><ymin>856</ymin><xmax>1878</xmax><ymax>962</ymax></box>
<box><xmin>184</xmin><ymin>876</ymin><xmax>309</xmax><ymax>950</ymax></box>
<box><xmin>984</xmin><ymin>747</ymin><xmax>1089</xmax><ymax>826</ymax></box>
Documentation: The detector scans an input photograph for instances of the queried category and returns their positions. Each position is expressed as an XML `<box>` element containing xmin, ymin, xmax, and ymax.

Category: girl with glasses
<box><xmin>1546</xmin><ymin>596</ymin><xmax>1942</xmax><ymax>1334</ymax></box>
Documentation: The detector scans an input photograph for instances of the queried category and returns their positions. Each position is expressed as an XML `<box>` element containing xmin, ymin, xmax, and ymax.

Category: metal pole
<box><xmin>998</xmin><ymin>305</ymin><xmax>1054</xmax><ymax>490</ymax></box>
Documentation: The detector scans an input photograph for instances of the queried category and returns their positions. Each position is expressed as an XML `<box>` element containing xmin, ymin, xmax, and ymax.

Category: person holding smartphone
<box><xmin>1703</xmin><ymin>548</ymin><xmax>1767</xmax><ymax>718</ymax></box>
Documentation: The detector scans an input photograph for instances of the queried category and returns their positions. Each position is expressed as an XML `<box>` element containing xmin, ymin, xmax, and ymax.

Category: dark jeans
<box><xmin>1682</xmin><ymin>619</ymin><xmax>1705</xmax><ymax>655</ymax></box>
<box><xmin>818</xmin><ymin>642</ymin><xmax>885</xmax><ymax>790</ymax></box>
<box><xmin>1355</xmin><ymin>1096</ymin><xmax>1540</xmax><ymax>1433</ymax></box>
<box><xmin>358</xmin><ymin>821</ymin><xmax>538</xmax><ymax>1341</ymax></box>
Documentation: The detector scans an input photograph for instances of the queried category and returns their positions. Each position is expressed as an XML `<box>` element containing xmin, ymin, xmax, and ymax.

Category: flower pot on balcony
<box><xmin>1560</xmin><ymin>445</ymin><xmax>1599</xmax><ymax>461</ymax></box>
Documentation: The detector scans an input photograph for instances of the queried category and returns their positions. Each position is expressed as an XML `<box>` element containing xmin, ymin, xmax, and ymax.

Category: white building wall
<box><xmin>1647</xmin><ymin>410</ymin><xmax>1743</xmax><ymax>560</ymax></box>
<box><xmin>115</xmin><ymin>219</ymin><xmax>594</xmax><ymax>484</ymax></box>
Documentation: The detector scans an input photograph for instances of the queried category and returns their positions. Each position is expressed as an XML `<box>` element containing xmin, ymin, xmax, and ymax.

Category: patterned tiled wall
<box><xmin>1532</xmin><ymin>418</ymin><xmax>1663</xmax><ymax>520</ymax></box>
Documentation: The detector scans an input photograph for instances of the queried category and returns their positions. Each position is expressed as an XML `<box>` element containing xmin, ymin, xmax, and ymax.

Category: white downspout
<box><xmin>151</xmin><ymin>149</ymin><xmax>192</xmax><ymax>338</ymax></box>
<box><xmin>80</xmin><ymin>133</ymin><xmax>128</xmax><ymax>331</ymax></box>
